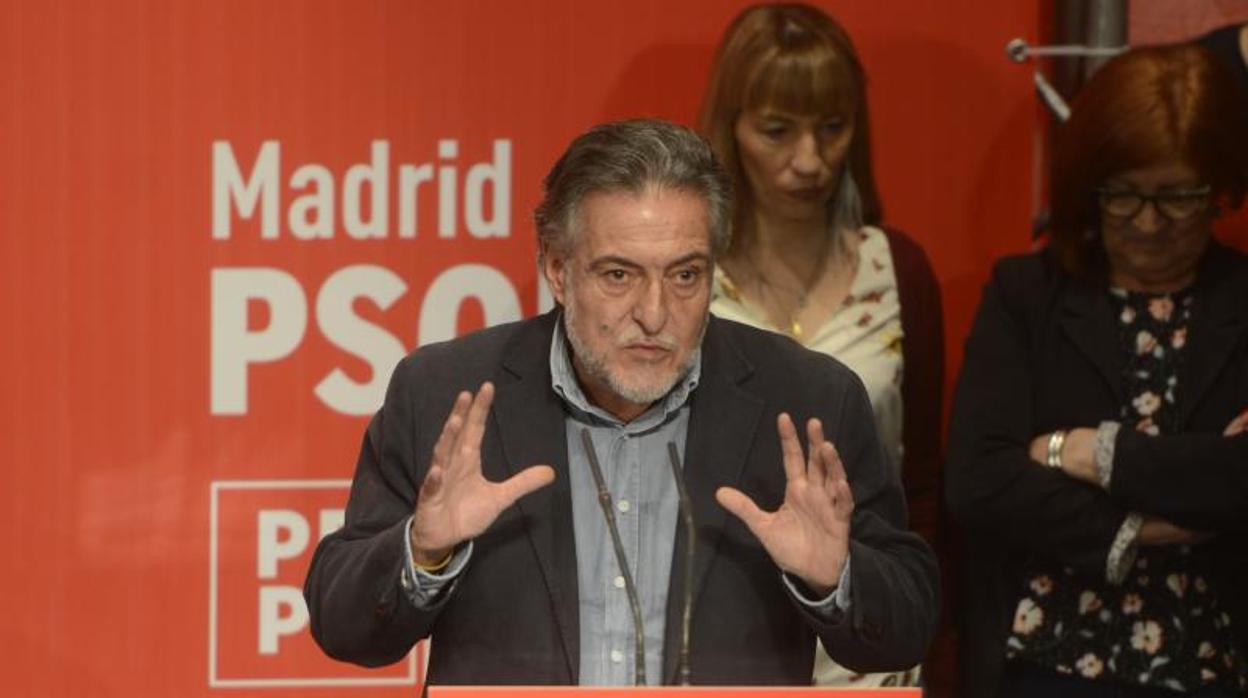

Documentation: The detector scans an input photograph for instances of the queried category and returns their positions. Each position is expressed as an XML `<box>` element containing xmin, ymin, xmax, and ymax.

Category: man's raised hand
<box><xmin>409</xmin><ymin>382</ymin><xmax>555</xmax><ymax>566</ymax></box>
<box><xmin>715</xmin><ymin>413</ymin><xmax>853</xmax><ymax>596</ymax></box>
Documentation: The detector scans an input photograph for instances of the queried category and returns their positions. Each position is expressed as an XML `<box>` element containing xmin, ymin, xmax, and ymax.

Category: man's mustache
<box><xmin>614</xmin><ymin>332</ymin><xmax>679</xmax><ymax>350</ymax></box>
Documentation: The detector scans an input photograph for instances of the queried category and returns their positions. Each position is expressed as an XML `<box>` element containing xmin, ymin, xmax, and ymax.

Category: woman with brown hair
<box><xmin>698</xmin><ymin>2</ymin><xmax>946</xmax><ymax>689</ymax></box>
<box><xmin>948</xmin><ymin>43</ymin><xmax>1248</xmax><ymax>697</ymax></box>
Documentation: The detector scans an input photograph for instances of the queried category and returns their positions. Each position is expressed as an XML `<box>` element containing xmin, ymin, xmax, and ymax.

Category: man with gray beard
<box><xmin>304</xmin><ymin>119</ymin><xmax>938</xmax><ymax>686</ymax></box>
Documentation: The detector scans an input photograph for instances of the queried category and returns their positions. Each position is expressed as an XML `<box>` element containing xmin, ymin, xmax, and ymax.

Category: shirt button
<box><xmin>610</xmin><ymin>649</ymin><xmax>624</xmax><ymax>663</ymax></box>
<box><xmin>614</xmin><ymin>575</ymin><xmax>625</xmax><ymax>589</ymax></box>
<box><xmin>617</xmin><ymin>500</ymin><xmax>631</xmax><ymax>513</ymax></box>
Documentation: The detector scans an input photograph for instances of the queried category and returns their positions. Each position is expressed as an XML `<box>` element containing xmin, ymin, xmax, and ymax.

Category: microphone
<box><xmin>666</xmin><ymin>441</ymin><xmax>695</xmax><ymax>686</ymax></box>
<box><xmin>580</xmin><ymin>428</ymin><xmax>647</xmax><ymax>686</ymax></box>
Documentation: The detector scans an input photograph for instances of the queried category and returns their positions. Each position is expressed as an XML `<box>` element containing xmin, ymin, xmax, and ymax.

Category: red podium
<box><xmin>431</xmin><ymin>689</ymin><xmax>922</xmax><ymax>697</ymax></box>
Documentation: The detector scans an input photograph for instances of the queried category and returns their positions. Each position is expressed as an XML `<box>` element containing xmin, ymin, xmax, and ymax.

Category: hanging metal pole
<box><xmin>1083</xmin><ymin>0</ymin><xmax>1127</xmax><ymax>78</ymax></box>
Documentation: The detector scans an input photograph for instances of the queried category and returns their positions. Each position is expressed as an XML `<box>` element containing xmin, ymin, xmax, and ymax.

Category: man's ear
<box><xmin>541</xmin><ymin>247</ymin><xmax>568</xmax><ymax>307</ymax></box>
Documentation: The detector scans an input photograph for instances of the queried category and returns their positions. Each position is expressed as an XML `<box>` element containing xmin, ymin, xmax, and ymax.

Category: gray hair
<box><xmin>832</xmin><ymin>168</ymin><xmax>864</xmax><ymax>234</ymax></box>
<box><xmin>827</xmin><ymin>167</ymin><xmax>865</xmax><ymax>259</ymax></box>
<box><xmin>534</xmin><ymin>119</ymin><xmax>733</xmax><ymax>263</ymax></box>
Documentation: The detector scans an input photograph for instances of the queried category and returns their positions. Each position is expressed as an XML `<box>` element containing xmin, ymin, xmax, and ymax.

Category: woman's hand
<box><xmin>1031</xmin><ymin>411</ymin><xmax>1244</xmax><ymax>492</ymax></box>
<box><xmin>1029</xmin><ymin>418</ymin><xmax>1240</xmax><ymax>547</ymax></box>
<box><xmin>1223</xmin><ymin>408</ymin><xmax>1248</xmax><ymax>437</ymax></box>
<box><xmin>1137</xmin><ymin>515</ymin><xmax>1212</xmax><ymax>546</ymax></box>
<box><xmin>1028</xmin><ymin>428</ymin><xmax>1099</xmax><ymax>486</ymax></box>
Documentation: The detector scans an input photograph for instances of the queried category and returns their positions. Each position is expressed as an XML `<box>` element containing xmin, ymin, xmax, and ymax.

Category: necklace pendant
<box><xmin>791</xmin><ymin>320</ymin><xmax>803</xmax><ymax>338</ymax></box>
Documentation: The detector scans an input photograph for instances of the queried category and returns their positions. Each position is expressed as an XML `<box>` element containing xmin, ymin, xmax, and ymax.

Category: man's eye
<box><xmin>672</xmin><ymin>267</ymin><xmax>703</xmax><ymax>287</ymax></box>
<box><xmin>604</xmin><ymin>269</ymin><xmax>631</xmax><ymax>283</ymax></box>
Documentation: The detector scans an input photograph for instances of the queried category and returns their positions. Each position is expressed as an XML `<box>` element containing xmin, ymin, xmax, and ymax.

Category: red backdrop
<box><xmin>0</xmin><ymin>1</ymin><xmax>1044</xmax><ymax>694</ymax></box>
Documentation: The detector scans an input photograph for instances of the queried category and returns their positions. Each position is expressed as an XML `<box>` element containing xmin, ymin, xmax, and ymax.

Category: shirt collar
<box><xmin>549</xmin><ymin>314</ymin><xmax>701</xmax><ymax>427</ymax></box>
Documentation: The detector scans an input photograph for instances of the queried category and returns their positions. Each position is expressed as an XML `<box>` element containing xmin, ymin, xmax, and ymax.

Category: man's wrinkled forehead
<box><xmin>565</xmin><ymin>184</ymin><xmax>714</xmax><ymax>251</ymax></box>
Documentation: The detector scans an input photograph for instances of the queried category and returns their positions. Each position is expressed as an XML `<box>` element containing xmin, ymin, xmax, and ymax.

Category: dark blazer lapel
<box><xmin>1180</xmin><ymin>246</ymin><xmax>1248</xmax><ymax>425</ymax></box>
<box><xmin>661</xmin><ymin>318</ymin><xmax>764</xmax><ymax>682</ymax></box>
<box><xmin>492</xmin><ymin>311</ymin><xmax>580</xmax><ymax>681</ymax></box>
<box><xmin>1059</xmin><ymin>278</ymin><xmax>1125</xmax><ymax>404</ymax></box>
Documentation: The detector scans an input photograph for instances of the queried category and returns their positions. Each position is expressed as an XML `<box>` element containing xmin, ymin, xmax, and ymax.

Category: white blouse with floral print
<box><xmin>711</xmin><ymin>225</ymin><xmax>905</xmax><ymax>475</ymax></box>
<box><xmin>711</xmin><ymin>225</ymin><xmax>911</xmax><ymax>688</ymax></box>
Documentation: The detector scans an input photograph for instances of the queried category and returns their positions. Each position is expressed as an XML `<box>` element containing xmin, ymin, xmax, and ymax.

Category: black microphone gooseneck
<box><xmin>580</xmin><ymin>428</ymin><xmax>647</xmax><ymax>686</ymax></box>
<box><xmin>666</xmin><ymin>441</ymin><xmax>695</xmax><ymax>685</ymax></box>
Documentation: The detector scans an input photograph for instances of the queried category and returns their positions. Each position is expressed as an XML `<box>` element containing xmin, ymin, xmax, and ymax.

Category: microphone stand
<box><xmin>667</xmin><ymin>442</ymin><xmax>695</xmax><ymax>686</ymax></box>
<box><xmin>580</xmin><ymin>428</ymin><xmax>647</xmax><ymax>686</ymax></box>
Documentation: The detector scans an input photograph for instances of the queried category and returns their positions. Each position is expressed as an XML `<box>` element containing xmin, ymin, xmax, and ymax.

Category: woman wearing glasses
<box><xmin>947</xmin><ymin>43</ymin><xmax>1248</xmax><ymax>698</ymax></box>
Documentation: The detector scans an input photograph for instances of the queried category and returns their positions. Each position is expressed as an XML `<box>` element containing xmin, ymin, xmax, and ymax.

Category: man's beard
<box><xmin>563</xmin><ymin>293</ymin><xmax>706</xmax><ymax>407</ymax></box>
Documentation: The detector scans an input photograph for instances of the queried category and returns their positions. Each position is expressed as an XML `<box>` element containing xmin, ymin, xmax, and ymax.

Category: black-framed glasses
<box><xmin>1096</xmin><ymin>185</ymin><xmax>1212</xmax><ymax>222</ymax></box>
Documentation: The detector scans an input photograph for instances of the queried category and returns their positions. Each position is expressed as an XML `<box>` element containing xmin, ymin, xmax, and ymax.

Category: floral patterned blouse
<box><xmin>1006</xmin><ymin>287</ymin><xmax>1245</xmax><ymax>693</ymax></box>
<box><xmin>711</xmin><ymin>225</ymin><xmax>904</xmax><ymax>476</ymax></box>
<box><xmin>712</xmin><ymin>225</ymin><xmax>909</xmax><ymax>688</ymax></box>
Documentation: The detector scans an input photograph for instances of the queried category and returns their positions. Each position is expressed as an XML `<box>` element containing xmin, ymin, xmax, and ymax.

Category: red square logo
<box><xmin>209</xmin><ymin>479</ymin><xmax>424</xmax><ymax>687</ymax></box>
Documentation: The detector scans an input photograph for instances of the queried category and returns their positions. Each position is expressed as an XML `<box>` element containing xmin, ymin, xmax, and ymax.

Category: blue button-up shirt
<box><xmin>549</xmin><ymin>319</ymin><xmax>697</xmax><ymax>685</ymax></box>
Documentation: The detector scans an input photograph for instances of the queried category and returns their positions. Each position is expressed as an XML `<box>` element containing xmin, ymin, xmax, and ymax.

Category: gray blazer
<box><xmin>304</xmin><ymin>311</ymin><xmax>939</xmax><ymax>685</ymax></box>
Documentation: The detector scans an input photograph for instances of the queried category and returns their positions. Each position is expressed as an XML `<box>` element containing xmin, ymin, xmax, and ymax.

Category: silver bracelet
<box><xmin>1094</xmin><ymin>421</ymin><xmax>1120</xmax><ymax>488</ymax></box>
<box><xmin>1046</xmin><ymin>429</ymin><xmax>1068</xmax><ymax>469</ymax></box>
<box><xmin>1107</xmin><ymin>512</ymin><xmax>1143</xmax><ymax>585</ymax></box>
